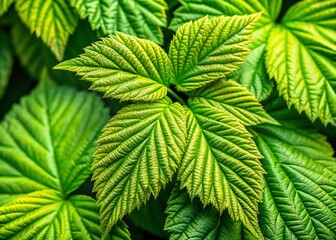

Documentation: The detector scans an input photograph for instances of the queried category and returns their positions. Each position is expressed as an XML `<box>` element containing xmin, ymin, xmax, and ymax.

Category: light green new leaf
<box><xmin>0</xmin><ymin>0</ymin><xmax>13</xmax><ymax>16</ymax></box>
<box><xmin>0</xmin><ymin>81</ymin><xmax>108</xmax><ymax>204</ymax></box>
<box><xmin>266</xmin><ymin>1</ymin><xmax>336</xmax><ymax>125</ymax></box>
<box><xmin>56</xmin><ymin>32</ymin><xmax>173</xmax><ymax>102</ymax></box>
<box><xmin>170</xmin><ymin>0</ymin><xmax>280</xmax><ymax>99</ymax></box>
<box><xmin>69</xmin><ymin>0</ymin><xmax>167</xmax><ymax>44</ymax></box>
<box><xmin>92</xmin><ymin>97</ymin><xmax>186</xmax><ymax>236</ymax></box>
<box><xmin>0</xmin><ymin>190</ymin><xmax>101</xmax><ymax>239</ymax></box>
<box><xmin>188</xmin><ymin>79</ymin><xmax>277</xmax><ymax>126</ymax></box>
<box><xmin>15</xmin><ymin>0</ymin><xmax>78</xmax><ymax>60</ymax></box>
<box><xmin>254</xmin><ymin>117</ymin><xmax>336</xmax><ymax>239</ymax></box>
<box><xmin>0</xmin><ymin>31</ymin><xmax>12</xmax><ymax>99</ymax></box>
<box><xmin>179</xmin><ymin>104</ymin><xmax>264</xmax><ymax>239</ymax></box>
<box><xmin>165</xmin><ymin>187</ymin><xmax>242</xmax><ymax>240</ymax></box>
<box><xmin>110</xmin><ymin>220</ymin><xmax>131</xmax><ymax>240</ymax></box>
<box><xmin>169</xmin><ymin>14</ymin><xmax>260</xmax><ymax>92</ymax></box>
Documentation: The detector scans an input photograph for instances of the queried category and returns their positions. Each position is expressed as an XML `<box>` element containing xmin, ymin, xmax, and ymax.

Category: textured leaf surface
<box><xmin>69</xmin><ymin>0</ymin><xmax>167</xmax><ymax>44</ymax></box>
<box><xmin>165</xmin><ymin>187</ymin><xmax>242</xmax><ymax>240</ymax></box>
<box><xmin>15</xmin><ymin>0</ymin><xmax>78</xmax><ymax>60</ymax></box>
<box><xmin>231</xmin><ymin>43</ymin><xmax>274</xmax><ymax>100</ymax></box>
<box><xmin>266</xmin><ymin>1</ymin><xmax>336</xmax><ymax>125</ymax></box>
<box><xmin>0</xmin><ymin>0</ymin><xmax>13</xmax><ymax>16</ymax></box>
<box><xmin>170</xmin><ymin>0</ymin><xmax>280</xmax><ymax>99</ymax></box>
<box><xmin>188</xmin><ymin>79</ymin><xmax>277</xmax><ymax>126</ymax></box>
<box><xmin>179</xmin><ymin>104</ymin><xmax>263</xmax><ymax>238</ymax></box>
<box><xmin>56</xmin><ymin>32</ymin><xmax>173</xmax><ymax>102</ymax></box>
<box><xmin>92</xmin><ymin>97</ymin><xmax>186</xmax><ymax>236</ymax></box>
<box><xmin>0</xmin><ymin>190</ymin><xmax>101</xmax><ymax>239</ymax></box>
<box><xmin>110</xmin><ymin>220</ymin><xmax>131</xmax><ymax>240</ymax></box>
<box><xmin>0</xmin><ymin>81</ymin><xmax>108</xmax><ymax>204</ymax></box>
<box><xmin>169</xmin><ymin>14</ymin><xmax>259</xmax><ymax>92</ymax></box>
<box><xmin>0</xmin><ymin>31</ymin><xmax>12</xmax><ymax>99</ymax></box>
<box><xmin>170</xmin><ymin>0</ymin><xmax>281</xmax><ymax>30</ymax></box>
<box><xmin>254</xmin><ymin>105</ymin><xmax>336</xmax><ymax>239</ymax></box>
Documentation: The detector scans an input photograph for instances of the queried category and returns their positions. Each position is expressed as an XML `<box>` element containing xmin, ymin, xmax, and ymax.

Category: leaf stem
<box><xmin>167</xmin><ymin>88</ymin><xmax>187</xmax><ymax>105</ymax></box>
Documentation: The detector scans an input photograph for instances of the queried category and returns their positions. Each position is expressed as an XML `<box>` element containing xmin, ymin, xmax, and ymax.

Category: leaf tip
<box><xmin>53</xmin><ymin>60</ymin><xmax>72</xmax><ymax>71</ymax></box>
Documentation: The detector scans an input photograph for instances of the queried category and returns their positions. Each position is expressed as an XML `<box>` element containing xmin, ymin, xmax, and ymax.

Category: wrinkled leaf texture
<box><xmin>0</xmin><ymin>81</ymin><xmax>113</xmax><ymax>239</ymax></box>
<box><xmin>69</xmin><ymin>0</ymin><xmax>167</xmax><ymax>44</ymax></box>
<box><xmin>55</xmin><ymin>32</ymin><xmax>173</xmax><ymax>102</ymax></box>
<box><xmin>15</xmin><ymin>0</ymin><xmax>78</xmax><ymax>60</ymax></box>
<box><xmin>169</xmin><ymin>14</ymin><xmax>260</xmax><ymax>92</ymax></box>
<box><xmin>170</xmin><ymin>0</ymin><xmax>281</xmax><ymax>100</ymax></box>
<box><xmin>172</xmin><ymin>0</ymin><xmax>336</xmax><ymax>125</ymax></box>
<box><xmin>92</xmin><ymin>97</ymin><xmax>186</xmax><ymax>236</ymax></box>
<box><xmin>253</xmin><ymin>98</ymin><xmax>336</xmax><ymax>239</ymax></box>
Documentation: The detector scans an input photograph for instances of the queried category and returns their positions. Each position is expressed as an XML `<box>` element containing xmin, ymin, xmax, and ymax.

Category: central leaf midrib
<box><xmin>187</xmin><ymin>109</ymin><xmax>238</xmax><ymax>209</ymax></box>
<box><xmin>45</xmin><ymin>92</ymin><xmax>63</xmax><ymax>195</ymax></box>
<box><xmin>179</xmin><ymin>17</ymin><xmax>254</xmax><ymax>83</ymax></box>
<box><xmin>100</xmin><ymin>103</ymin><xmax>175</xmax><ymax>208</ymax></box>
<box><xmin>257</xmin><ymin>133</ymin><xmax>318</xmax><ymax>239</ymax></box>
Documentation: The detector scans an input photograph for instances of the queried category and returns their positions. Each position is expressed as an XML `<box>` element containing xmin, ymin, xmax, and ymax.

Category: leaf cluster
<box><xmin>0</xmin><ymin>0</ymin><xmax>335</xmax><ymax>240</ymax></box>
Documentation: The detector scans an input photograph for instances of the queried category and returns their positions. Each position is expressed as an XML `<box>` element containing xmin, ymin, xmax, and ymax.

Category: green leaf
<box><xmin>253</xmin><ymin>114</ymin><xmax>336</xmax><ymax>239</ymax></box>
<box><xmin>92</xmin><ymin>97</ymin><xmax>186</xmax><ymax>236</ymax></box>
<box><xmin>0</xmin><ymin>0</ymin><xmax>13</xmax><ymax>16</ymax></box>
<box><xmin>110</xmin><ymin>220</ymin><xmax>131</xmax><ymax>240</ymax></box>
<box><xmin>15</xmin><ymin>0</ymin><xmax>78</xmax><ymax>60</ymax></box>
<box><xmin>230</xmin><ymin>43</ymin><xmax>274</xmax><ymax>101</ymax></box>
<box><xmin>169</xmin><ymin>14</ymin><xmax>260</xmax><ymax>92</ymax></box>
<box><xmin>170</xmin><ymin>0</ymin><xmax>280</xmax><ymax>99</ymax></box>
<box><xmin>12</xmin><ymin>20</ymin><xmax>97</xmax><ymax>87</ymax></box>
<box><xmin>165</xmin><ymin>186</ymin><xmax>242</xmax><ymax>240</ymax></box>
<box><xmin>170</xmin><ymin>0</ymin><xmax>281</xmax><ymax>30</ymax></box>
<box><xmin>55</xmin><ymin>32</ymin><xmax>173</xmax><ymax>102</ymax></box>
<box><xmin>266</xmin><ymin>1</ymin><xmax>336</xmax><ymax>125</ymax></box>
<box><xmin>0</xmin><ymin>190</ymin><xmax>101</xmax><ymax>239</ymax></box>
<box><xmin>0</xmin><ymin>31</ymin><xmax>12</xmax><ymax>99</ymax></box>
<box><xmin>188</xmin><ymin>79</ymin><xmax>277</xmax><ymax>126</ymax></box>
<box><xmin>11</xmin><ymin>22</ymin><xmax>77</xmax><ymax>85</ymax></box>
<box><xmin>0</xmin><ymin>81</ymin><xmax>108</xmax><ymax>204</ymax></box>
<box><xmin>179</xmin><ymin>104</ymin><xmax>264</xmax><ymax>239</ymax></box>
<box><xmin>69</xmin><ymin>0</ymin><xmax>167</xmax><ymax>44</ymax></box>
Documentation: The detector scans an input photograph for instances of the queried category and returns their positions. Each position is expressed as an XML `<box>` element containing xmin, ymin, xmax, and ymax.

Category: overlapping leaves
<box><xmin>170</xmin><ymin>0</ymin><xmax>280</xmax><ymax>100</ymax></box>
<box><xmin>172</xmin><ymin>0</ymin><xmax>336</xmax><ymax>125</ymax></box>
<box><xmin>165</xmin><ymin>187</ymin><xmax>242</xmax><ymax>240</ymax></box>
<box><xmin>0</xmin><ymin>0</ymin><xmax>167</xmax><ymax>61</ymax></box>
<box><xmin>266</xmin><ymin>0</ymin><xmax>336</xmax><ymax>125</ymax></box>
<box><xmin>169</xmin><ymin>14</ymin><xmax>260</xmax><ymax>92</ymax></box>
<box><xmin>56</xmin><ymin>32</ymin><xmax>173</xmax><ymax>101</ymax></box>
<box><xmin>0</xmin><ymin>190</ymin><xmax>102</xmax><ymax>240</ymax></box>
<box><xmin>0</xmin><ymin>81</ymin><xmax>112</xmax><ymax>238</ymax></box>
<box><xmin>15</xmin><ymin>0</ymin><xmax>78</xmax><ymax>61</ymax></box>
<box><xmin>56</xmin><ymin>14</ymin><xmax>271</xmax><ymax>239</ymax></box>
<box><xmin>188</xmin><ymin>79</ymin><xmax>277</xmax><ymax>126</ymax></box>
<box><xmin>180</xmin><ymin>105</ymin><xmax>264</xmax><ymax>238</ymax></box>
<box><xmin>69</xmin><ymin>0</ymin><xmax>167</xmax><ymax>44</ymax></box>
<box><xmin>92</xmin><ymin>97</ymin><xmax>186</xmax><ymax>236</ymax></box>
<box><xmin>253</xmin><ymin>98</ymin><xmax>336</xmax><ymax>239</ymax></box>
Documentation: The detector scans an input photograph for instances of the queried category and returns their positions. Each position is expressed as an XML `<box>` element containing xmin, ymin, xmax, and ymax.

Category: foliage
<box><xmin>0</xmin><ymin>0</ymin><xmax>335</xmax><ymax>239</ymax></box>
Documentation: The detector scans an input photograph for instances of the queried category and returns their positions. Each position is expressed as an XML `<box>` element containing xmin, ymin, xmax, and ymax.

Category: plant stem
<box><xmin>167</xmin><ymin>88</ymin><xmax>187</xmax><ymax>105</ymax></box>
